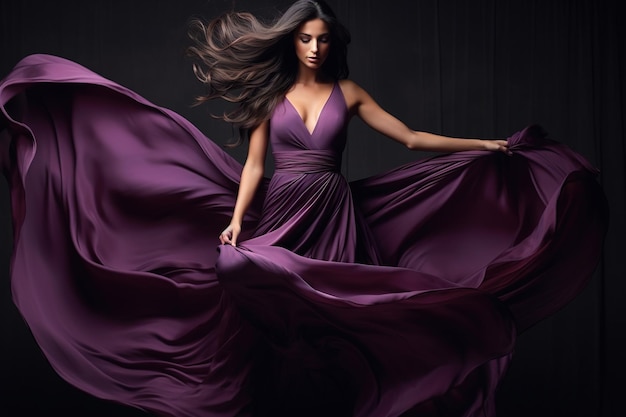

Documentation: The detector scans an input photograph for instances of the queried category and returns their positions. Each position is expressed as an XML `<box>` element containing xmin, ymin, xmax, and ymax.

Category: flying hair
<box><xmin>186</xmin><ymin>0</ymin><xmax>350</xmax><ymax>145</ymax></box>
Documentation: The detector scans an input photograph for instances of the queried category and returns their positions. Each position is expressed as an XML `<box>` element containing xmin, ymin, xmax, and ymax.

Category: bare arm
<box><xmin>219</xmin><ymin>120</ymin><xmax>269</xmax><ymax>246</ymax></box>
<box><xmin>339</xmin><ymin>80</ymin><xmax>510</xmax><ymax>154</ymax></box>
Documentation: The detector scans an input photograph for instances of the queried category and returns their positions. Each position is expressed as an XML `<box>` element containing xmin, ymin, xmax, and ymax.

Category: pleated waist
<box><xmin>273</xmin><ymin>150</ymin><xmax>341</xmax><ymax>174</ymax></box>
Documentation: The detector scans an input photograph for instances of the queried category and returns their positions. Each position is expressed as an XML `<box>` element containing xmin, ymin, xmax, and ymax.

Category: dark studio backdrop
<box><xmin>0</xmin><ymin>0</ymin><xmax>623</xmax><ymax>416</ymax></box>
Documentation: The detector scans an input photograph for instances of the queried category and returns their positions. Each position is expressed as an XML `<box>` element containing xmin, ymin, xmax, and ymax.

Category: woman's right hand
<box><xmin>219</xmin><ymin>223</ymin><xmax>241</xmax><ymax>246</ymax></box>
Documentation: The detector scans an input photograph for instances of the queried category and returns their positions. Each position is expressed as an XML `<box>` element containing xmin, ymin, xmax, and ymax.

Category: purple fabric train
<box><xmin>0</xmin><ymin>54</ymin><xmax>608</xmax><ymax>417</ymax></box>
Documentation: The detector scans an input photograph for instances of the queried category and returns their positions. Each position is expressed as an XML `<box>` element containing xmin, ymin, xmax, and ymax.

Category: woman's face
<box><xmin>294</xmin><ymin>18</ymin><xmax>331</xmax><ymax>71</ymax></box>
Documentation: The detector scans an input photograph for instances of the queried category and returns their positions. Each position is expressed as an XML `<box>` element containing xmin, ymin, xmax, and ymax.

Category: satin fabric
<box><xmin>0</xmin><ymin>54</ymin><xmax>608</xmax><ymax>417</ymax></box>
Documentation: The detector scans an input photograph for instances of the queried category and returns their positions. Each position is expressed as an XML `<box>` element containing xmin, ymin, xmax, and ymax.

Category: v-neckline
<box><xmin>284</xmin><ymin>83</ymin><xmax>336</xmax><ymax>136</ymax></box>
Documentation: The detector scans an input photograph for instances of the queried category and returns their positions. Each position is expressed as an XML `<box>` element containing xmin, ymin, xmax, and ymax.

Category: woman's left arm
<box><xmin>339</xmin><ymin>80</ymin><xmax>510</xmax><ymax>154</ymax></box>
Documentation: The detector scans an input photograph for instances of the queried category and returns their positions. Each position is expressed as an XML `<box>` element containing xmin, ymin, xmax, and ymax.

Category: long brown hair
<box><xmin>186</xmin><ymin>0</ymin><xmax>351</xmax><ymax>145</ymax></box>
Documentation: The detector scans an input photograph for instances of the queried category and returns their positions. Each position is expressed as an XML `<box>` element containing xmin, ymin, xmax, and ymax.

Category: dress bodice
<box><xmin>269</xmin><ymin>82</ymin><xmax>349</xmax><ymax>154</ymax></box>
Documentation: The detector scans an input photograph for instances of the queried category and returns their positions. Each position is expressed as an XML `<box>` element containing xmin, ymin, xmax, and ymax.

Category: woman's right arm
<box><xmin>219</xmin><ymin>120</ymin><xmax>269</xmax><ymax>246</ymax></box>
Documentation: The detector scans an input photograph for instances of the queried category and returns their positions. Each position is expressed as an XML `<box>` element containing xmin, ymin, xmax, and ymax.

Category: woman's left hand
<box><xmin>483</xmin><ymin>139</ymin><xmax>512</xmax><ymax>155</ymax></box>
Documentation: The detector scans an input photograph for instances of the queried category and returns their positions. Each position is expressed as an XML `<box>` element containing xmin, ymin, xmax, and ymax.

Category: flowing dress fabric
<box><xmin>0</xmin><ymin>55</ymin><xmax>608</xmax><ymax>417</ymax></box>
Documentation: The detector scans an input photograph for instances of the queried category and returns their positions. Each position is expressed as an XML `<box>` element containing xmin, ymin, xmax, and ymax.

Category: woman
<box><xmin>0</xmin><ymin>1</ymin><xmax>607</xmax><ymax>417</ymax></box>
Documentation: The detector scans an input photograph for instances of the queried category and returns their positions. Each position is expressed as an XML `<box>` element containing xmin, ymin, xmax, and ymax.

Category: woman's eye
<box><xmin>300</xmin><ymin>37</ymin><xmax>310</xmax><ymax>43</ymax></box>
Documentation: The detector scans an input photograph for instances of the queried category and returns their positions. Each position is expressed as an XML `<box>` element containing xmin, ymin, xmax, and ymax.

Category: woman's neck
<box><xmin>295</xmin><ymin>67</ymin><xmax>329</xmax><ymax>86</ymax></box>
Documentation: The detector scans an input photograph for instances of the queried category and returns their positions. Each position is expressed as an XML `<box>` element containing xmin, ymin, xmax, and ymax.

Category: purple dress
<box><xmin>0</xmin><ymin>54</ymin><xmax>608</xmax><ymax>417</ymax></box>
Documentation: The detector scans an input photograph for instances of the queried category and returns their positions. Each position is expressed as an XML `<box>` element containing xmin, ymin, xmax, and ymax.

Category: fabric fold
<box><xmin>0</xmin><ymin>54</ymin><xmax>608</xmax><ymax>417</ymax></box>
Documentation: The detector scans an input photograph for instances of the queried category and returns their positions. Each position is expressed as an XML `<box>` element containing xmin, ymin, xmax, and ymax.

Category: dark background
<box><xmin>1</xmin><ymin>0</ymin><xmax>623</xmax><ymax>416</ymax></box>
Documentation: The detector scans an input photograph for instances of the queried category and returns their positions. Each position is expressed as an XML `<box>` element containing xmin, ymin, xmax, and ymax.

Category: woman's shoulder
<box><xmin>337</xmin><ymin>79</ymin><xmax>361</xmax><ymax>93</ymax></box>
<box><xmin>338</xmin><ymin>79</ymin><xmax>370</xmax><ymax>110</ymax></box>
